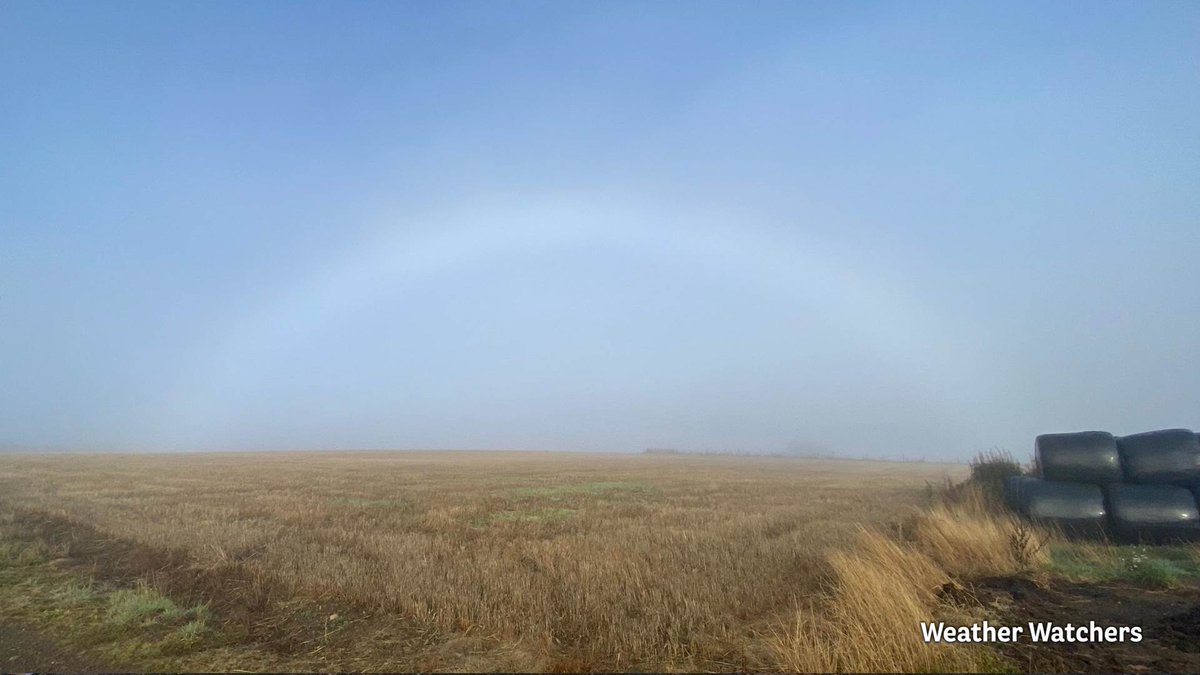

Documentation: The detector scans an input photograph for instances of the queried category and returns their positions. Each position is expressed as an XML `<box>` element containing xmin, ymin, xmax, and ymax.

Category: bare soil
<box><xmin>0</xmin><ymin>621</ymin><xmax>124</xmax><ymax>673</ymax></box>
<box><xmin>964</xmin><ymin>575</ymin><xmax>1200</xmax><ymax>673</ymax></box>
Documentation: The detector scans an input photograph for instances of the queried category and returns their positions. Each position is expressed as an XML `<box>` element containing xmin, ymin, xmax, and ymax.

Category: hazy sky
<box><xmin>2</xmin><ymin>1</ymin><xmax>1198</xmax><ymax>459</ymax></box>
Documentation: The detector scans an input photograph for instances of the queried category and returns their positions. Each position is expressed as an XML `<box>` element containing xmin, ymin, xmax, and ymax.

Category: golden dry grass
<box><xmin>768</xmin><ymin>483</ymin><xmax>1052</xmax><ymax>672</ymax></box>
<box><xmin>0</xmin><ymin>451</ymin><xmax>994</xmax><ymax>671</ymax></box>
<box><xmin>914</xmin><ymin>484</ymin><xmax>1051</xmax><ymax>578</ymax></box>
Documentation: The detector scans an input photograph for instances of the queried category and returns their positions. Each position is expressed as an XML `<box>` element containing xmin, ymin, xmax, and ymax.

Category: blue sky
<box><xmin>2</xmin><ymin>1</ymin><xmax>1198</xmax><ymax>458</ymax></box>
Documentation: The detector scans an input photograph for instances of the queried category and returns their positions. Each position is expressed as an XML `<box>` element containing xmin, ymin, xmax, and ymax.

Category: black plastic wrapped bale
<box><xmin>1035</xmin><ymin>431</ymin><xmax>1122</xmax><ymax>484</ymax></box>
<box><xmin>1018</xmin><ymin>478</ymin><xmax>1108</xmax><ymax>536</ymax></box>
<box><xmin>1105</xmin><ymin>483</ymin><xmax>1200</xmax><ymax>543</ymax></box>
<box><xmin>1117</xmin><ymin>429</ymin><xmax>1200</xmax><ymax>487</ymax></box>
<box><xmin>1003</xmin><ymin>475</ymin><xmax>1030</xmax><ymax>512</ymax></box>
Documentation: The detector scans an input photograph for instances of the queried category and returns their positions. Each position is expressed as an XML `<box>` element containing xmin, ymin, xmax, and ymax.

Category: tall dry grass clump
<box><xmin>769</xmin><ymin>527</ymin><xmax>983</xmax><ymax>673</ymax></box>
<box><xmin>770</xmin><ymin>481</ymin><xmax>1054</xmax><ymax>672</ymax></box>
<box><xmin>913</xmin><ymin>482</ymin><xmax>1051</xmax><ymax>577</ymax></box>
<box><xmin>967</xmin><ymin>448</ymin><xmax>1023</xmax><ymax>501</ymax></box>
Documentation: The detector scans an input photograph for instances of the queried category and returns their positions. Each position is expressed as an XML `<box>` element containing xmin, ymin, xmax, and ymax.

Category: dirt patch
<box><xmin>963</xmin><ymin>575</ymin><xmax>1200</xmax><ymax>673</ymax></box>
<box><xmin>1158</xmin><ymin>604</ymin><xmax>1200</xmax><ymax>653</ymax></box>
<box><xmin>0</xmin><ymin>621</ymin><xmax>125</xmax><ymax>672</ymax></box>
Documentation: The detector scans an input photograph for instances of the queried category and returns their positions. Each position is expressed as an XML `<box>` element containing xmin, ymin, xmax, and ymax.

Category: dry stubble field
<box><xmin>0</xmin><ymin>451</ymin><xmax>970</xmax><ymax>671</ymax></box>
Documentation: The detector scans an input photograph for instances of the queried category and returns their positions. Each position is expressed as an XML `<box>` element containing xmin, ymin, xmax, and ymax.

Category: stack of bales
<box><xmin>1008</xmin><ymin>428</ymin><xmax>1200</xmax><ymax>543</ymax></box>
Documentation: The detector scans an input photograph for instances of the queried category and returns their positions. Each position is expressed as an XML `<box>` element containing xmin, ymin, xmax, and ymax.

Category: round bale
<box><xmin>1104</xmin><ymin>482</ymin><xmax>1200</xmax><ymax>544</ymax></box>
<box><xmin>1036</xmin><ymin>431</ymin><xmax>1122</xmax><ymax>484</ymax></box>
<box><xmin>1003</xmin><ymin>475</ymin><xmax>1030</xmax><ymax>512</ymax></box>
<box><xmin>1117</xmin><ymin>428</ymin><xmax>1200</xmax><ymax>487</ymax></box>
<box><xmin>1019</xmin><ymin>478</ymin><xmax>1108</xmax><ymax>537</ymax></box>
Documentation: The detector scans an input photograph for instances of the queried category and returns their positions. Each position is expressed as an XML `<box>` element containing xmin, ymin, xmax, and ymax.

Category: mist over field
<box><xmin>2</xmin><ymin>1</ymin><xmax>1198</xmax><ymax>458</ymax></box>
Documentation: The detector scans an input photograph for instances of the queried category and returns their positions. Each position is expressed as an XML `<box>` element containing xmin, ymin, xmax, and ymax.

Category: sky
<box><xmin>2</xmin><ymin>1</ymin><xmax>1198</xmax><ymax>459</ymax></box>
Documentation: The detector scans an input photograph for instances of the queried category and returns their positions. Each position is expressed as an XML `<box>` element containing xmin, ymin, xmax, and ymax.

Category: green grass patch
<box><xmin>509</xmin><ymin>481</ymin><xmax>659</xmax><ymax>500</ymax></box>
<box><xmin>0</xmin><ymin>537</ymin><xmax>53</xmax><ymax>566</ymax></box>
<box><xmin>107</xmin><ymin>584</ymin><xmax>208</xmax><ymax>627</ymax></box>
<box><xmin>53</xmin><ymin>579</ymin><xmax>102</xmax><ymax>605</ymax></box>
<box><xmin>176</xmin><ymin>618</ymin><xmax>208</xmax><ymax>640</ymax></box>
<box><xmin>156</xmin><ymin>618</ymin><xmax>210</xmax><ymax>656</ymax></box>
<box><xmin>1126</xmin><ymin>558</ymin><xmax>1184</xmax><ymax>589</ymax></box>
<box><xmin>332</xmin><ymin>497</ymin><xmax>405</xmax><ymax>508</ymax></box>
<box><xmin>491</xmin><ymin>507</ymin><xmax>576</xmax><ymax>524</ymax></box>
<box><xmin>1047</xmin><ymin>543</ymin><xmax>1200</xmax><ymax>588</ymax></box>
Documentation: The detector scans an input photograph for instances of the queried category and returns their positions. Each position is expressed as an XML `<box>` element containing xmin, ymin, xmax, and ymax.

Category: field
<box><xmin>0</xmin><ymin>451</ymin><xmax>972</xmax><ymax>671</ymax></box>
<box><xmin>5</xmin><ymin>451</ymin><xmax>1200</xmax><ymax>673</ymax></box>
